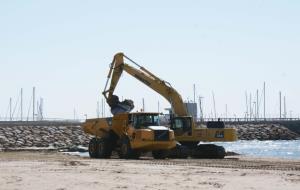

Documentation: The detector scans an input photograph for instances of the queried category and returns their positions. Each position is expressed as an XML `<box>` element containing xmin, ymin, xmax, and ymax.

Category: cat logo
<box><xmin>215</xmin><ymin>131</ymin><xmax>224</xmax><ymax>138</ymax></box>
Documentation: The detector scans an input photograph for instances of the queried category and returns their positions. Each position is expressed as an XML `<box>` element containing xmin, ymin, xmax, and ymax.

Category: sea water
<box><xmin>212</xmin><ymin>140</ymin><xmax>300</xmax><ymax>160</ymax></box>
<box><xmin>68</xmin><ymin>140</ymin><xmax>300</xmax><ymax>160</ymax></box>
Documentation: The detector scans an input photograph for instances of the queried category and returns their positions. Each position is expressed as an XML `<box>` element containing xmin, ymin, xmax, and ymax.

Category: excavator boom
<box><xmin>103</xmin><ymin>52</ymin><xmax>188</xmax><ymax>116</ymax></box>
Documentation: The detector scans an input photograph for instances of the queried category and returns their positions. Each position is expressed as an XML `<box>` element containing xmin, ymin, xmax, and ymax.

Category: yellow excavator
<box><xmin>103</xmin><ymin>52</ymin><xmax>237</xmax><ymax>159</ymax></box>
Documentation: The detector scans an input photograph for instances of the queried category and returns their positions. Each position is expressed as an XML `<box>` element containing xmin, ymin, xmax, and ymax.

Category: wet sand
<box><xmin>0</xmin><ymin>151</ymin><xmax>299</xmax><ymax>190</ymax></box>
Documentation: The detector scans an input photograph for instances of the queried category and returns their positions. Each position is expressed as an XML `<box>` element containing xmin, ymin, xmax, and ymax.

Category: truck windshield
<box><xmin>133</xmin><ymin>115</ymin><xmax>160</xmax><ymax>128</ymax></box>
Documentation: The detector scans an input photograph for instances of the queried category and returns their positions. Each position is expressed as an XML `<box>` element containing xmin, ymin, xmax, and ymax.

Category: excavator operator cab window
<box><xmin>132</xmin><ymin>114</ymin><xmax>160</xmax><ymax>129</ymax></box>
<box><xmin>172</xmin><ymin>119</ymin><xmax>183</xmax><ymax>130</ymax></box>
<box><xmin>171</xmin><ymin>117</ymin><xmax>192</xmax><ymax>134</ymax></box>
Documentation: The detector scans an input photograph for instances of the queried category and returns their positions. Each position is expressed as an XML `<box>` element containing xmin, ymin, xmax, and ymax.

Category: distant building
<box><xmin>184</xmin><ymin>102</ymin><xmax>197</xmax><ymax>120</ymax></box>
<box><xmin>164</xmin><ymin>102</ymin><xmax>198</xmax><ymax>121</ymax></box>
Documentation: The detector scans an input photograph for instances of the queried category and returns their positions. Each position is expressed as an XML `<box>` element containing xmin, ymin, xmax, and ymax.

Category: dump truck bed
<box><xmin>81</xmin><ymin>117</ymin><xmax>112</xmax><ymax>137</ymax></box>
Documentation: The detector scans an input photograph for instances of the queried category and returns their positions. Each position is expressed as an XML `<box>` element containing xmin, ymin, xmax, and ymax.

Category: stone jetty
<box><xmin>231</xmin><ymin>124</ymin><xmax>300</xmax><ymax>140</ymax></box>
<box><xmin>0</xmin><ymin>125</ymin><xmax>91</xmax><ymax>150</ymax></box>
<box><xmin>0</xmin><ymin>124</ymin><xmax>299</xmax><ymax>150</ymax></box>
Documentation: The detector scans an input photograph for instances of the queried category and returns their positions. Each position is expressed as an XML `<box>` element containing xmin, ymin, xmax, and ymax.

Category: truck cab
<box><xmin>112</xmin><ymin>112</ymin><xmax>176</xmax><ymax>150</ymax></box>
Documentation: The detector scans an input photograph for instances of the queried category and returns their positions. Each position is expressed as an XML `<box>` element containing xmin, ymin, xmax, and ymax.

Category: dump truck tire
<box><xmin>88</xmin><ymin>138</ymin><xmax>99</xmax><ymax>158</ymax></box>
<box><xmin>152</xmin><ymin>150</ymin><xmax>168</xmax><ymax>159</ymax></box>
<box><xmin>96</xmin><ymin>138</ymin><xmax>112</xmax><ymax>158</ymax></box>
<box><xmin>118</xmin><ymin>137</ymin><xmax>140</xmax><ymax>159</ymax></box>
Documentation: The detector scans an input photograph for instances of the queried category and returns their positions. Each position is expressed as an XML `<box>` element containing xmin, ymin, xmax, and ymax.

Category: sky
<box><xmin>0</xmin><ymin>0</ymin><xmax>300</xmax><ymax>120</ymax></box>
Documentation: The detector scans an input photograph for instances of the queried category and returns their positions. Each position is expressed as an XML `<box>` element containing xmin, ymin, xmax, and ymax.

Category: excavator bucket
<box><xmin>109</xmin><ymin>95</ymin><xmax>135</xmax><ymax>115</ymax></box>
<box><xmin>111</xmin><ymin>101</ymin><xmax>134</xmax><ymax>115</ymax></box>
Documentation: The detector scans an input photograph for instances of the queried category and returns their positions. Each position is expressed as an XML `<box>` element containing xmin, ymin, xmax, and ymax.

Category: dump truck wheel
<box><xmin>152</xmin><ymin>150</ymin><xmax>168</xmax><ymax>159</ymax></box>
<box><xmin>96</xmin><ymin>138</ymin><xmax>112</xmax><ymax>158</ymax></box>
<box><xmin>118</xmin><ymin>138</ymin><xmax>140</xmax><ymax>159</ymax></box>
<box><xmin>88</xmin><ymin>138</ymin><xmax>99</xmax><ymax>158</ymax></box>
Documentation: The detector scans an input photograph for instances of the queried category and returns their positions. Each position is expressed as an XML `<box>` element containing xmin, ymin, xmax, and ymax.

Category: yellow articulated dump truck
<box><xmin>82</xmin><ymin>112</ymin><xmax>176</xmax><ymax>159</ymax></box>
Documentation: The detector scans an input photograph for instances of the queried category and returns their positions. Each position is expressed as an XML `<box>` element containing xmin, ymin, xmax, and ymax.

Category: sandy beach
<box><xmin>0</xmin><ymin>151</ymin><xmax>299</xmax><ymax>190</ymax></box>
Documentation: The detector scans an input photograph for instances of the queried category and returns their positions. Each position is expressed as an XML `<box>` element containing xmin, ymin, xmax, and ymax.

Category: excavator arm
<box><xmin>103</xmin><ymin>52</ymin><xmax>189</xmax><ymax>116</ymax></box>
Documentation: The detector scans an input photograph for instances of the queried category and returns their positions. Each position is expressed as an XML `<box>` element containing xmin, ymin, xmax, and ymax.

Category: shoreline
<box><xmin>1</xmin><ymin>139</ymin><xmax>300</xmax><ymax>161</ymax></box>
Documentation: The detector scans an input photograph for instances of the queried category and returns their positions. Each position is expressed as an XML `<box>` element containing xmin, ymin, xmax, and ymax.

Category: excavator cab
<box><xmin>170</xmin><ymin>116</ymin><xmax>193</xmax><ymax>136</ymax></box>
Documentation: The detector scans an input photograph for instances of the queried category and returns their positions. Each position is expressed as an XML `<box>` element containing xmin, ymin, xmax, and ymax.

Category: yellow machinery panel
<box><xmin>194</xmin><ymin>128</ymin><xmax>237</xmax><ymax>142</ymax></box>
<box><xmin>82</xmin><ymin>118</ymin><xmax>111</xmax><ymax>137</ymax></box>
<box><xmin>111</xmin><ymin>113</ymin><xmax>129</xmax><ymax>137</ymax></box>
<box><xmin>175</xmin><ymin>128</ymin><xmax>237</xmax><ymax>142</ymax></box>
<box><xmin>130</xmin><ymin>129</ymin><xmax>176</xmax><ymax>150</ymax></box>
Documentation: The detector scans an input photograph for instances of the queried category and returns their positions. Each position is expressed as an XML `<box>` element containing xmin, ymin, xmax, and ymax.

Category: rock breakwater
<box><xmin>231</xmin><ymin>124</ymin><xmax>300</xmax><ymax>140</ymax></box>
<box><xmin>0</xmin><ymin>125</ymin><xmax>91</xmax><ymax>150</ymax></box>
